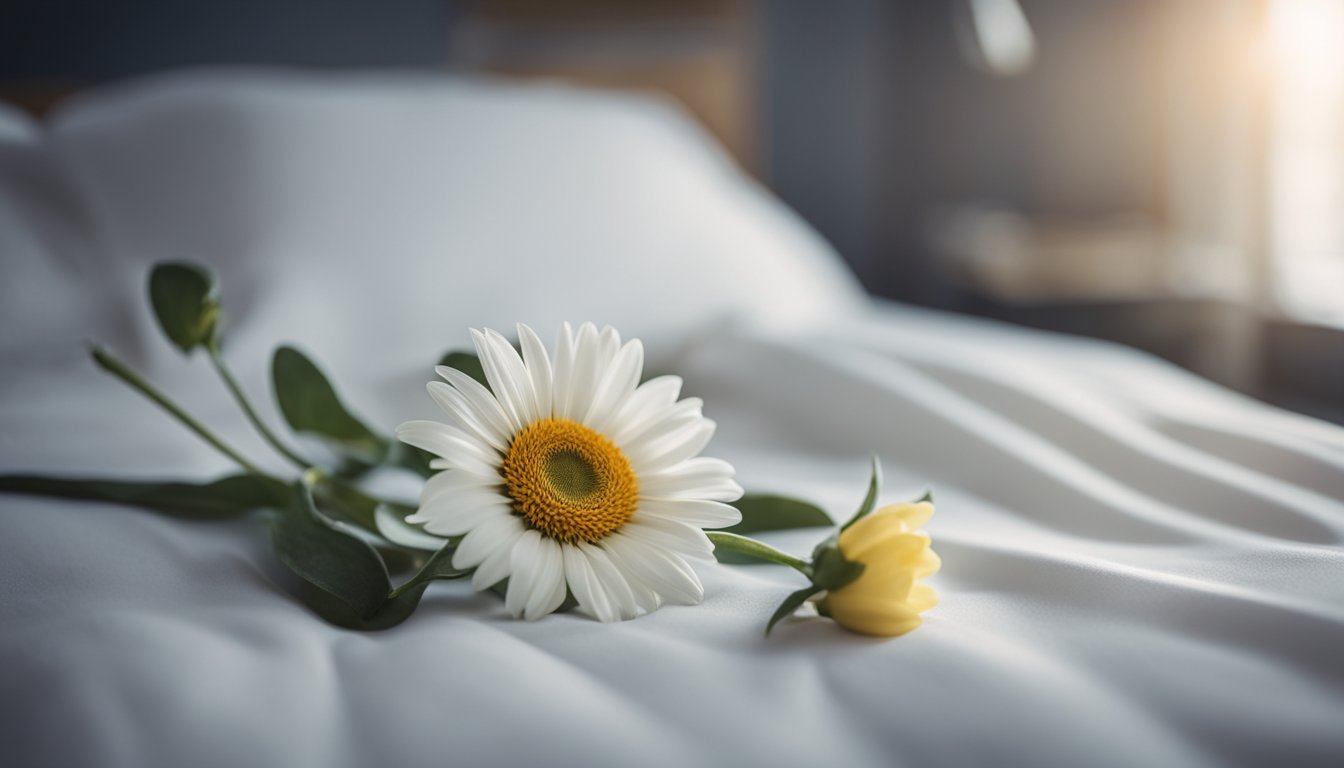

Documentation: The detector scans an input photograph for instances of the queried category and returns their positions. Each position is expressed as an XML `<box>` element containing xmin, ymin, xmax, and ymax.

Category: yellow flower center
<box><xmin>501</xmin><ymin>418</ymin><xmax>639</xmax><ymax>544</ymax></box>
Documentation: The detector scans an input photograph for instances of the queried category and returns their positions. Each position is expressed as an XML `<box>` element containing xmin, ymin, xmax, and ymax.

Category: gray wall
<box><xmin>0</xmin><ymin>0</ymin><xmax>451</xmax><ymax>79</ymax></box>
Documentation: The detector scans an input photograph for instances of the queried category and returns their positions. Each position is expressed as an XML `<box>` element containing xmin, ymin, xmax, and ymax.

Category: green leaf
<box><xmin>148</xmin><ymin>262</ymin><xmax>220</xmax><ymax>353</ymax></box>
<box><xmin>370</xmin><ymin>546</ymin><xmax>472</xmax><ymax>628</ymax></box>
<box><xmin>0</xmin><ymin>473</ymin><xmax>288</xmax><ymax>519</ymax></box>
<box><xmin>271</xmin><ymin>481</ymin><xmax>393</xmax><ymax>624</ymax></box>
<box><xmin>282</xmin><ymin>545</ymin><xmax>467</xmax><ymax>631</ymax></box>
<box><xmin>311</xmin><ymin>477</ymin><xmax>414</xmax><ymax>534</ymax></box>
<box><xmin>766</xmin><ymin>586</ymin><xmax>821</xmax><ymax>636</ymax></box>
<box><xmin>915</xmin><ymin>488</ymin><xmax>934</xmax><ymax>504</ymax></box>
<box><xmin>810</xmin><ymin>542</ymin><xmax>865</xmax><ymax>592</ymax></box>
<box><xmin>272</xmin><ymin>346</ymin><xmax>387</xmax><ymax>465</ymax></box>
<box><xmin>438</xmin><ymin>351</ymin><xmax>489</xmax><ymax>391</ymax></box>
<box><xmin>708</xmin><ymin>530</ymin><xmax>814</xmax><ymax>571</ymax></box>
<box><xmin>374</xmin><ymin>544</ymin><xmax>425</xmax><ymax>578</ymax></box>
<box><xmin>725</xmin><ymin>495</ymin><xmax>833</xmax><ymax>534</ymax></box>
<box><xmin>840</xmin><ymin>455</ymin><xmax>883</xmax><ymax>532</ymax></box>
<box><xmin>712</xmin><ymin>496</ymin><xmax>832</xmax><ymax>564</ymax></box>
<box><xmin>307</xmin><ymin>544</ymin><xmax>470</xmax><ymax>631</ymax></box>
<box><xmin>392</xmin><ymin>545</ymin><xmax>467</xmax><ymax>593</ymax></box>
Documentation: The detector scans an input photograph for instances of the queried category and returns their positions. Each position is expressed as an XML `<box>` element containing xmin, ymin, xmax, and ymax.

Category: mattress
<box><xmin>2</xmin><ymin>70</ymin><xmax>1342</xmax><ymax>768</ymax></box>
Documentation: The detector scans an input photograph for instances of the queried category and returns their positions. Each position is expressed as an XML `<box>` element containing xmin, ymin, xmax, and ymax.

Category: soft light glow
<box><xmin>1269</xmin><ymin>0</ymin><xmax>1344</xmax><ymax>86</ymax></box>
<box><xmin>968</xmin><ymin>0</ymin><xmax>1036</xmax><ymax>76</ymax></box>
<box><xmin>1268</xmin><ymin>0</ymin><xmax>1344</xmax><ymax>321</ymax></box>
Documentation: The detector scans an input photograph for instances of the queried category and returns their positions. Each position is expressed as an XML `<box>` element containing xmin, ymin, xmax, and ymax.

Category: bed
<box><xmin>2</xmin><ymin>69</ymin><xmax>1342</xmax><ymax>767</ymax></box>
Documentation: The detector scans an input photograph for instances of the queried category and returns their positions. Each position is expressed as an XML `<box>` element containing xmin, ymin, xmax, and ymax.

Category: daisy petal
<box><xmin>505</xmin><ymin>529</ymin><xmax>544</xmax><ymax>618</ymax></box>
<box><xmin>577</xmin><ymin>542</ymin><xmax>638</xmax><ymax>620</ymax></box>
<box><xmin>625</xmin><ymin>577</ymin><xmax>662</xmax><ymax>614</ymax></box>
<box><xmin>628</xmin><ymin>419</ymin><xmax>716</xmax><ymax>474</ymax></box>
<box><xmin>584</xmin><ymin>339</ymin><xmax>644</xmax><ymax>432</ymax></box>
<box><xmin>523</xmin><ymin>538</ymin><xmax>568</xmax><ymax>620</ymax></box>
<box><xmin>608</xmin><ymin>376</ymin><xmax>683</xmax><ymax>446</ymax></box>
<box><xmin>638</xmin><ymin>458</ymin><xmax>743</xmax><ymax>502</ymax></box>
<box><xmin>638</xmin><ymin>498</ymin><xmax>742</xmax><ymax>529</ymax></box>
<box><xmin>634</xmin><ymin>476</ymin><xmax>741</xmax><ymax>505</ymax></box>
<box><xmin>472</xmin><ymin>329</ymin><xmax>531</xmax><ymax>430</ymax></box>
<box><xmin>419</xmin><ymin>468</ymin><xmax>502</xmax><ymax>506</ymax></box>
<box><xmin>375</xmin><ymin>505</ymin><xmax>450</xmax><ymax>552</ymax></box>
<box><xmin>559</xmin><ymin>322</ymin><xmax>601</xmax><ymax>421</ymax></box>
<box><xmin>616</xmin><ymin>398</ymin><xmax>703</xmax><ymax>454</ymax></box>
<box><xmin>488</xmin><ymin>328</ymin><xmax>540</xmax><ymax>425</ymax></box>
<box><xmin>471</xmin><ymin>519</ymin><xmax>526</xmax><ymax>590</ymax></box>
<box><xmin>595</xmin><ymin>326</ymin><xmax>622</xmax><ymax>369</ymax></box>
<box><xmin>396</xmin><ymin>420</ymin><xmax>501</xmax><ymax>476</ymax></box>
<box><xmin>435</xmin><ymin>366</ymin><xmax>515</xmax><ymax>443</ymax></box>
<box><xmin>426</xmin><ymin>381</ymin><xmax>510</xmax><ymax>452</ymax></box>
<box><xmin>551</xmin><ymin>322</ymin><xmax>578</xmax><ymax>423</ymax></box>
<box><xmin>600</xmin><ymin>537</ymin><xmax>664</xmax><ymax>613</ymax></box>
<box><xmin>415</xmin><ymin>498</ymin><xmax>512</xmax><ymax>538</ymax></box>
<box><xmin>517</xmin><ymin>323</ymin><xmax>554</xmax><ymax>420</ymax></box>
<box><xmin>563</xmin><ymin>545</ymin><xmax>618</xmax><ymax>622</ymax></box>
<box><xmin>453</xmin><ymin>513</ymin><xmax>527</xmax><ymax>570</ymax></box>
<box><xmin>606</xmin><ymin>533</ymin><xmax>704</xmax><ymax>606</ymax></box>
<box><xmin>623</xmin><ymin>516</ymin><xmax>715</xmax><ymax>561</ymax></box>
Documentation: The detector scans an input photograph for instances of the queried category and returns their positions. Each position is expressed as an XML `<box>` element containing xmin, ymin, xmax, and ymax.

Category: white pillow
<box><xmin>47</xmin><ymin>68</ymin><xmax>865</xmax><ymax>373</ymax></box>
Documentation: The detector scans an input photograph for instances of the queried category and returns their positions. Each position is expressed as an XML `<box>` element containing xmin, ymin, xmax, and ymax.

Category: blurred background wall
<box><xmin>2</xmin><ymin>0</ymin><xmax>1341</xmax><ymax>423</ymax></box>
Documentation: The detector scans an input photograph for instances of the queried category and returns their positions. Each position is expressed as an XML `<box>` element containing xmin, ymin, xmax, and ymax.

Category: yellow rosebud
<box><xmin>819</xmin><ymin>501</ymin><xmax>940</xmax><ymax>637</ymax></box>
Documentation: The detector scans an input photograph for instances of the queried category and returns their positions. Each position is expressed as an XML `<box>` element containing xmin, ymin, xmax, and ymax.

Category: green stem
<box><xmin>707</xmin><ymin>532</ymin><xmax>814</xmax><ymax>577</ymax></box>
<box><xmin>207</xmin><ymin>343</ymin><xmax>310</xmax><ymax>470</ymax></box>
<box><xmin>91</xmin><ymin>344</ymin><xmax>268</xmax><ymax>477</ymax></box>
<box><xmin>388</xmin><ymin>546</ymin><xmax>468</xmax><ymax>600</ymax></box>
<box><xmin>387</xmin><ymin>577</ymin><xmax>420</xmax><ymax>601</ymax></box>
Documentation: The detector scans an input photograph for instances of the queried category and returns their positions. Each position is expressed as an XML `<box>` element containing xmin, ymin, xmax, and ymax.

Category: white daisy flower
<box><xmin>389</xmin><ymin>323</ymin><xmax>743</xmax><ymax>622</ymax></box>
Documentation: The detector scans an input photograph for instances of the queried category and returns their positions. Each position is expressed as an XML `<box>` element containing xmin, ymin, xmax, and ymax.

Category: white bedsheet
<box><xmin>2</xmin><ymin>71</ymin><xmax>1343</xmax><ymax>768</ymax></box>
<box><xmin>4</xmin><ymin>303</ymin><xmax>1343</xmax><ymax>768</ymax></box>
